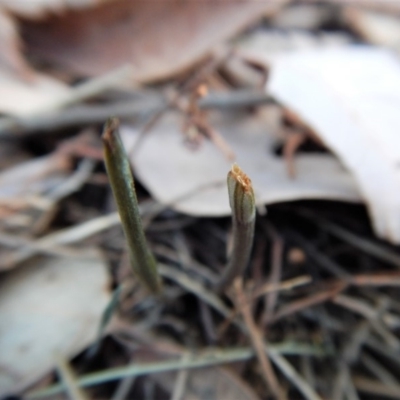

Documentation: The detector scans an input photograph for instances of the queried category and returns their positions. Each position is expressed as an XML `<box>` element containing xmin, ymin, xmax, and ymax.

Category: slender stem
<box><xmin>215</xmin><ymin>164</ymin><xmax>256</xmax><ymax>292</ymax></box>
<box><xmin>55</xmin><ymin>355</ymin><xmax>89</xmax><ymax>400</ymax></box>
<box><xmin>26</xmin><ymin>343</ymin><xmax>327</xmax><ymax>399</ymax></box>
<box><xmin>102</xmin><ymin>117</ymin><xmax>162</xmax><ymax>294</ymax></box>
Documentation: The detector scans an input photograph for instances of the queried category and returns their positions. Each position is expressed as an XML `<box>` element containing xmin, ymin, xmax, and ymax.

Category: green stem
<box><xmin>215</xmin><ymin>164</ymin><xmax>256</xmax><ymax>292</ymax></box>
<box><xmin>102</xmin><ymin>117</ymin><xmax>162</xmax><ymax>294</ymax></box>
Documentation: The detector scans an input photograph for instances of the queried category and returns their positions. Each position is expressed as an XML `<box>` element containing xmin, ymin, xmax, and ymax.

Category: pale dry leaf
<box><xmin>0</xmin><ymin>68</ymin><xmax>71</xmax><ymax>116</ymax></box>
<box><xmin>0</xmin><ymin>152</ymin><xmax>71</xmax><ymax>233</ymax></box>
<box><xmin>267</xmin><ymin>47</ymin><xmax>400</xmax><ymax>243</ymax></box>
<box><xmin>328</xmin><ymin>0</ymin><xmax>400</xmax><ymax>13</ymax></box>
<box><xmin>0</xmin><ymin>0</ymin><xmax>116</xmax><ymax>19</ymax></box>
<box><xmin>154</xmin><ymin>367</ymin><xmax>260</xmax><ymax>400</ymax></box>
<box><xmin>270</xmin><ymin>4</ymin><xmax>333</xmax><ymax>31</ymax></box>
<box><xmin>0</xmin><ymin>152</ymin><xmax>71</xmax><ymax>200</ymax></box>
<box><xmin>120</xmin><ymin>110</ymin><xmax>360</xmax><ymax>218</ymax></box>
<box><xmin>21</xmin><ymin>0</ymin><xmax>287</xmax><ymax>82</ymax></box>
<box><xmin>237</xmin><ymin>30</ymin><xmax>352</xmax><ymax>65</ymax></box>
<box><xmin>343</xmin><ymin>7</ymin><xmax>400</xmax><ymax>52</ymax></box>
<box><xmin>0</xmin><ymin>252</ymin><xmax>110</xmax><ymax>396</ymax></box>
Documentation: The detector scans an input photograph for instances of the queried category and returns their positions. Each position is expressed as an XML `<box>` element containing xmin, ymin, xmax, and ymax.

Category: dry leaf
<box><xmin>0</xmin><ymin>0</ymin><xmax>115</xmax><ymax>19</ymax></box>
<box><xmin>0</xmin><ymin>68</ymin><xmax>71</xmax><ymax>116</ymax></box>
<box><xmin>0</xmin><ymin>252</ymin><xmax>110</xmax><ymax>395</ymax></box>
<box><xmin>270</xmin><ymin>4</ymin><xmax>333</xmax><ymax>31</ymax></box>
<box><xmin>237</xmin><ymin>30</ymin><xmax>352</xmax><ymax>64</ymax></box>
<box><xmin>21</xmin><ymin>0</ymin><xmax>286</xmax><ymax>82</ymax></box>
<box><xmin>0</xmin><ymin>1</ymin><xmax>115</xmax><ymax>81</ymax></box>
<box><xmin>328</xmin><ymin>1</ymin><xmax>400</xmax><ymax>13</ymax></box>
<box><xmin>120</xmin><ymin>110</ymin><xmax>360</xmax><ymax>217</ymax></box>
<box><xmin>267</xmin><ymin>47</ymin><xmax>400</xmax><ymax>242</ymax></box>
<box><xmin>0</xmin><ymin>10</ymin><xmax>34</xmax><ymax>79</ymax></box>
<box><xmin>0</xmin><ymin>152</ymin><xmax>71</xmax><ymax>200</ymax></box>
<box><xmin>344</xmin><ymin>7</ymin><xmax>400</xmax><ymax>52</ymax></box>
<box><xmin>154</xmin><ymin>367</ymin><xmax>260</xmax><ymax>400</ymax></box>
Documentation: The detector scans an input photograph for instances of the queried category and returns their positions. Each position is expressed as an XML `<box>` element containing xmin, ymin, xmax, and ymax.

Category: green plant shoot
<box><xmin>215</xmin><ymin>163</ymin><xmax>256</xmax><ymax>292</ymax></box>
<box><xmin>102</xmin><ymin>117</ymin><xmax>162</xmax><ymax>294</ymax></box>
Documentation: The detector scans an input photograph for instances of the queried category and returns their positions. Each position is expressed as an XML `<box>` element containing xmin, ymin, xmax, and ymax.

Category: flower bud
<box><xmin>227</xmin><ymin>163</ymin><xmax>255</xmax><ymax>225</ymax></box>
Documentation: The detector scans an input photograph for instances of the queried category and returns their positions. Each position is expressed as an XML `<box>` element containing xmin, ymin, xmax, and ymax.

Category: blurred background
<box><xmin>1</xmin><ymin>1</ymin><xmax>400</xmax><ymax>399</ymax></box>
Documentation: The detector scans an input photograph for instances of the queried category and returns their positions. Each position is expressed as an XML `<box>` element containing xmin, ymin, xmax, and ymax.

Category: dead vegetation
<box><xmin>1</xmin><ymin>1</ymin><xmax>400</xmax><ymax>399</ymax></box>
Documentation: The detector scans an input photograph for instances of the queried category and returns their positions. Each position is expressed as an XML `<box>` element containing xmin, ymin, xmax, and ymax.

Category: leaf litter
<box><xmin>120</xmin><ymin>109</ymin><xmax>360</xmax><ymax>217</ymax></box>
<box><xmin>0</xmin><ymin>2</ymin><xmax>400</xmax><ymax>400</ymax></box>
<box><xmin>266</xmin><ymin>47</ymin><xmax>400</xmax><ymax>243</ymax></box>
<box><xmin>0</xmin><ymin>252</ymin><xmax>110</xmax><ymax>396</ymax></box>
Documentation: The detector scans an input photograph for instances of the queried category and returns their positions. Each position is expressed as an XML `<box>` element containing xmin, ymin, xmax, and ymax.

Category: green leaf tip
<box><xmin>102</xmin><ymin>117</ymin><xmax>162</xmax><ymax>295</ymax></box>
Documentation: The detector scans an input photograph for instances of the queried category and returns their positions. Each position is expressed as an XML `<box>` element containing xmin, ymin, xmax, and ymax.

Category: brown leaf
<box><xmin>0</xmin><ymin>10</ymin><xmax>34</xmax><ymax>80</ymax></box>
<box><xmin>20</xmin><ymin>0</ymin><xmax>286</xmax><ymax>82</ymax></box>
<box><xmin>343</xmin><ymin>7</ymin><xmax>400</xmax><ymax>52</ymax></box>
<box><xmin>0</xmin><ymin>0</ymin><xmax>116</xmax><ymax>19</ymax></box>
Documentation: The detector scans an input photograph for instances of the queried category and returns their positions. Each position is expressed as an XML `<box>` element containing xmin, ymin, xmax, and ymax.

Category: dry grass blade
<box><xmin>333</xmin><ymin>294</ymin><xmax>400</xmax><ymax>329</ymax></box>
<box><xmin>102</xmin><ymin>117</ymin><xmax>162</xmax><ymax>294</ymax></box>
<box><xmin>253</xmin><ymin>276</ymin><xmax>312</xmax><ymax>300</ymax></box>
<box><xmin>56</xmin><ymin>355</ymin><xmax>90</xmax><ymax>400</ymax></box>
<box><xmin>350</xmin><ymin>271</ymin><xmax>400</xmax><ymax>286</ymax></box>
<box><xmin>263</xmin><ymin>231</ymin><xmax>284</xmax><ymax>325</ymax></box>
<box><xmin>267</xmin><ymin>350</ymin><xmax>323</xmax><ymax>400</ymax></box>
<box><xmin>170</xmin><ymin>353</ymin><xmax>190</xmax><ymax>400</ymax></box>
<box><xmin>360</xmin><ymin>353</ymin><xmax>400</xmax><ymax>386</ymax></box>
<box><xmin>303</xmin><ymin>211</ymin><xmax>400</xmax><ymax>269</ymax></box>
<box><xmin>158</xmin><ymin>263</ymin><xmax>233</xmax><ymax>322</ymax></box>
<box><xmin>27</xmin><ymin>341</ymin><xmax>328</xmax><ymax>399</ymax></box>
<box><xmin>234</xmin><ymin>278</ymin><xmax>284</xmax><ymax>400</ymax></box>
<box><xmin>353</xmin><ymin>376</ymin><xmax>400</xmax><ymax>399</ymax></box>
<box><xmin>270</xmin><ymin>282</ymin><xmax>347</xmax><ymax>323</ymax></box>
<box><xmin>26</xmin><ymin>347</ymin><xmax>259</xmax><ymax>399</ymax></box>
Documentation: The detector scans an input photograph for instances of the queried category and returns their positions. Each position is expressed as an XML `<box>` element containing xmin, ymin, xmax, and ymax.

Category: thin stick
<box><xmin>234</xmin><ymin>278</ymin><xmax>284</xmax><ymax>399</ymax></box>
<box><xmin>25</xmin><ymin>346</ymin><xmax>272</xmax><ymax>399</ymax></box>
<box><xmin>267</xmin><ymin>349</ymin><xmax>323</xmax><ymax>400</ymax></box>
<box><xmin>270</xmin><ymin>282</ymin><xmax>347</xmax><ymax>323</ymax></box>
<box><xmin>170</xmin><ymin>353</ymin><xmax>191</xmax><ymax>400</ymax></box>
<box><xmin>55</xmin><ymin>355</ymin><xmax>90</xmax><ymax>400</ymax></box>
<box><xmin>263</xmin><ymin>231</ymin><xmax>284</xmax><ymax>324</ymax></box>
<box><xmin>353</xmin><ymin>376</ymin><xmax>400</xmax><ymax>399</ymax></box>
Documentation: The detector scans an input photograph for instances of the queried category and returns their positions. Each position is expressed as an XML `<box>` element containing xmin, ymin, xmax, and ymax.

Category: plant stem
<box><xmin>102</xmin><ymin>117</ymin><xmax>162</xmax><ymax>294</ymax></box>
<box><xmin>27</xmin><ymin>343</ymin><xmax>327</xmax><ymax>399</ymax></box>
<box><xmin>215</xmin><ymin>163</ymin><xmax>256</xmax><ymax>292</ymax></box>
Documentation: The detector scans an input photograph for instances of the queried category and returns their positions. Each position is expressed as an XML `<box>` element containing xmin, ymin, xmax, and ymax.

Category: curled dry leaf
<box><xmin>0</xmin><ymin>0</ymin><xmax>116</xmax><ymax>19</ymax></box>
<box><xmin>120</xmin><ymin>109</ymin><xmax>360</xmax><ymax>218</ymax></box>
<box><xmin>0</xmin><ymin>252</ymin><xmax>110</xmax><ymax>396</ymax></box>
<box><xmin>0</xmin><ymin>1</ymin><xmax>115</xmax><ymax>82</ymax></box>
<box><xmin>343</xmin><ymin>7</ymin><xmax>400</xmax><ymax>52</ymax></box>
<box><xmin>0</xmin><ymin>67</ymin><xmax>71</xmax><ymax>116</ymax></box>
<box><xmin>266</xmin><ymin>47</ymin><xmax>400</xmax><ymax>243</ymax></box>
<box><xmin>20</xmin><ymin>0</ymin><xmax>287</xmax><ymax>82</ymax></box>
<box><xmin>0</xmin><ymin>10</ymin><xmax>34</xmax><ymax>79</ymax></box>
